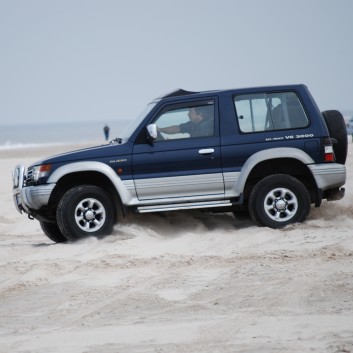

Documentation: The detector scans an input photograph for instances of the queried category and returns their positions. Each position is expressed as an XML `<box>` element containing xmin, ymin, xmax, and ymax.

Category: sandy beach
<box><xmin>1</xmin><ymin>141</ymin><xmax>353</xmax><ymax>353</ymax></box>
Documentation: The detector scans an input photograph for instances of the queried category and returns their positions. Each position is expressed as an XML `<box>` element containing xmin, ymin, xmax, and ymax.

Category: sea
<box><xmin>0</xmin><ymin>120</ymin><xmax>131</xmax><ymax>149</ymax></box>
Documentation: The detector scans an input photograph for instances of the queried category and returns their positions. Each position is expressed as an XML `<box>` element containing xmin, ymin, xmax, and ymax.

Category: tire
<box><xmin>322</xmin><ymin>110</ymin><xmax>348</xmax><ymax>164</ymax></box>
<box><xmin>249</xmin><ymin>174</ymin><xmax>311</xmax><ymax>228</ymax></box>
<box><xmin>56</xmin><ymin>185</ymin><xmax>116</xmax><ymax>241</ymax></box>
<box><xmin>40</xmin><ymin>221</ymin><xmax>67</xmax><ymax>243</ymax></box>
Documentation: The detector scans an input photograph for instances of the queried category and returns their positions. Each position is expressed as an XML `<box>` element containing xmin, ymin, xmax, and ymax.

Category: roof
<box><xmin>154</xmin><ymin>84</ymin><xmax>307</xmax><ymax>101</ymax></box>
<box><xmin>158</xmin><ymin>89</ymin><xmax>199</xmax><ymax>99</ymax></box>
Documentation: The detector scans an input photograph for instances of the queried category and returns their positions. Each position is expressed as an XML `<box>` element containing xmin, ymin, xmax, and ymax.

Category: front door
<box><xmin>132</xmin><ymin>99</ymin><xmax>224</xmax><ymax>201</ymax></box>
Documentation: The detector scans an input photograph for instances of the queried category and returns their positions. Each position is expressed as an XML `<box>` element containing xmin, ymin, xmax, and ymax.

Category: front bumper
<box><xmin>12</xmin><ymin>164</ymin><xmax>55</xmax><ymax>214</ymax></box>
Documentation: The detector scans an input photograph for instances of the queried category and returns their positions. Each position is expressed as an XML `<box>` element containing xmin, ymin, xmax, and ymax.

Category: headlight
<box><xmin>31</xmin><ymin>164</ymin><xmax>52</xmax><ymax>182</ymax></box>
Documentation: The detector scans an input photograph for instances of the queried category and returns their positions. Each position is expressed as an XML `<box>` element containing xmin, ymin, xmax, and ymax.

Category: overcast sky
<box><xmin>0</xmin><ymin>0</ymin><xmax>352</xmax><ymax>125</ymax></box>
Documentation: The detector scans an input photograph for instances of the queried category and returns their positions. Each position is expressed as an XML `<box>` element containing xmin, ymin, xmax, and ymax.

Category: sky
<box><xmin>0</xmin><ymin>0</ymin><xmax>352</xmax><ymax>126</ymax></box>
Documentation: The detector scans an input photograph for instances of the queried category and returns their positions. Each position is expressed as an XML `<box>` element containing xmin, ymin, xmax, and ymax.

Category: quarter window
<box><xmin>234</xmin><ymin>92</ymin><xmax>308</xmax><ymax>133</ymax></box>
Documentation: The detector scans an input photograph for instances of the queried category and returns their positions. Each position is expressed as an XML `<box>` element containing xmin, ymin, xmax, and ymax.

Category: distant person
<box><xmin>103</xmin><ymin>124</ymin><xmax>110</xmax><ymax>141</ymax></box>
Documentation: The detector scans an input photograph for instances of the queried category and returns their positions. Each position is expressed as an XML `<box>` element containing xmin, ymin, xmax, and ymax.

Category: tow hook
<box><xmin>28</xmin><ymin>214</ymin><xmax>34</xmax><ymax>220</ymax></box>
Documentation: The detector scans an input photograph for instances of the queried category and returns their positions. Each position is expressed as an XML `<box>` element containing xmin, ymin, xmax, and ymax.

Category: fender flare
<box><xmin>230</xmin><ymin>147</ymin><xmax>315</xmax><ymax>196</ymax></box>
<box><xmin>47</xmin><ymin>161</ymin><xmax>138</xmax><ymax>205</ymax></box>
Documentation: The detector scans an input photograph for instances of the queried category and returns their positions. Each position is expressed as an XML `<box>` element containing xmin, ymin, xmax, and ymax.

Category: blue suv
<box><xmin>13</xmin><ymin>84</ymin><xmax>347</xmax><ymax>242</ymax></box>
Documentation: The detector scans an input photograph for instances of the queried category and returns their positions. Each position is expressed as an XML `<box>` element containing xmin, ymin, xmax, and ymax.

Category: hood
<box><xmin>33</xmin><ymin>141</ymin><xmax>132</xmax><ymax>166</ymax></box>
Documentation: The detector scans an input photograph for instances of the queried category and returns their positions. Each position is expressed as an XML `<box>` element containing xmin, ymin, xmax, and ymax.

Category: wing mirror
<box><xmin>146</xmin><ymin>124</ymin><xmax>158</xmax><ymax>143</ymax></box>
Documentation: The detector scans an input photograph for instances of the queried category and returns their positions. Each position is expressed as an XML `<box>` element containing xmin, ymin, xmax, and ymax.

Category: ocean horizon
<box><xmin>0</xmin><ymin>120</ymin><xmax>130</xmax><ymax>149</ymax></box>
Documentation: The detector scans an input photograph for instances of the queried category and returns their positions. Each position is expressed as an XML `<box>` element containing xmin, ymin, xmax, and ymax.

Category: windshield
<box><xmin>120</xmin><ymin>102</ymin><xmax>157</xmax><ymax>140</ymax></box>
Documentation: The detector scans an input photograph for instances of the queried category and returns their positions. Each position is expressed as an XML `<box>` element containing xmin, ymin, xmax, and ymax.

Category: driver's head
<box><xmin>188</xmin><ymin>107</ymin><xmax>204</xmax><ymax>123</ymax></box>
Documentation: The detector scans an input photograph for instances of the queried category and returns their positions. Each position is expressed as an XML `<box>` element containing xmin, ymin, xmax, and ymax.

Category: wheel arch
<box><xmin>236</xmin><ymin>148</ymin><xmax>319</xmax><ymax>204</ymax></box>
<box><xmin>47</xmin><ymin>162</ymin><xmax>135</xmax><ymax>217</ymax></box>
<box><xmin>52</xmin><ymin>171</ymin><xmax>120</xmax><ymax>205</ymax></box>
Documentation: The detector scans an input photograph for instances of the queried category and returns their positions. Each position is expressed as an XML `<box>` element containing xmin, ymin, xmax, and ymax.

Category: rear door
<box><xmin>132</xmin><ymin>98</ymin><xmax>224</xmax><ymax>201</ymax></box>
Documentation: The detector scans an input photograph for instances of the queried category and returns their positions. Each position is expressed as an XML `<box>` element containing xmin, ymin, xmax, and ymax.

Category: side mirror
<box><xmin>146</xmin><ymin>124</ymin><xmax>158</xmax><ymax>141</ymax></box>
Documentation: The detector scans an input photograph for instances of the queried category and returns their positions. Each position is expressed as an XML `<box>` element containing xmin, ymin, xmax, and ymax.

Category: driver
<box><xmin>159</xmin><ymin>106</ymin><xmax>213</xmax><ymax>138</ymax></box>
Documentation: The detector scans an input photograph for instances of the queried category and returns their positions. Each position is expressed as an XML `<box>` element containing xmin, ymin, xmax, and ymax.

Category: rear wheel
<box><xmin>56</xmin><ymin>185</ymin><xmax>116</xmax><ymax>241</ymax></box>
<box><xmin>249</xmin><ymin>174</ymin><xmax>311</xmax><ymax>228</ymax></box>
<box><xmin>322</xmin><ymin>110</ymin><xmax>347</xmax><ymax>164</ymax></box>
<box><xmin>40</xmin><ymin>221</ymin><xmax>67</xmax><ymax>243</ymax></box>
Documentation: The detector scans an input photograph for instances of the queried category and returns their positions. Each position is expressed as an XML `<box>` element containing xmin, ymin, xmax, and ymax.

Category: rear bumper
<box><xmin>308</xmin><ymin>163</ymin><xmax>346</xmax><ymax>191</ymax></box>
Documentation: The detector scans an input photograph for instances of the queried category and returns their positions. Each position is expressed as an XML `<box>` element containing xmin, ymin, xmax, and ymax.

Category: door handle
<box><xmin>198</xmin><ymin>148</ymin><xmax>215</xmax><ymax>155</ymax></box>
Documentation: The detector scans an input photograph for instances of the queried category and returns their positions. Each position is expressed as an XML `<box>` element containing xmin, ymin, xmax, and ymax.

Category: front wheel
<box><xmin>56</xmin><ymin>185</ymin><xmax>116</xmax><ymax>241</ymax></box>
<box><xmin>249</xmin><ymin>175</ymin><xmax>311</xmax><ymax>228</ymax></box>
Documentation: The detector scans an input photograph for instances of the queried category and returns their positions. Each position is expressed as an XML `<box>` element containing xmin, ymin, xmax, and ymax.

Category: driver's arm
<box><xmin>159</xmin><ymin>125</ymin><xmax>180</xmax><ymax>134</ymax></box>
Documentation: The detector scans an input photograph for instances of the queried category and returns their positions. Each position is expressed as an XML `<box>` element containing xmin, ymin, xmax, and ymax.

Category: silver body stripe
<box><xmin>134</xmin><ymin>173</ymin><xmax>224</xmax><ymax>200</ymax></box>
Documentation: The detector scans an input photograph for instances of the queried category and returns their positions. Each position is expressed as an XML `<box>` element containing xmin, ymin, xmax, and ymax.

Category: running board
<box><xmin>137</xmin><ymin>200</ymin><xmax>232</xmax><ymax>213</ymax></box>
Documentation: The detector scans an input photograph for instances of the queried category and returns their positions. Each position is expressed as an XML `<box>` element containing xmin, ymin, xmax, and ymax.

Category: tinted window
<box><xmin>234</xmin><ymin>92</ymin><xmax>308</xmax><ymax>133</ymax></box>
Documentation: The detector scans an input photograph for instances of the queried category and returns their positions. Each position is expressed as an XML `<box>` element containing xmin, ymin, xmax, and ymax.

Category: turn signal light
<box><xmin>324</xmin><ymin>144</ymin><xmax>335</xmax><ymax>162</ymax></box>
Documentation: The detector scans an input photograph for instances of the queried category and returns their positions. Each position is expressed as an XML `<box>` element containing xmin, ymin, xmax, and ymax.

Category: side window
<box><xmin>234</xmin><ymin>93</ymin><xmax>269</xmax><ymax>132</ymax></box>
<box><xmin>234</xmin><ymin>92</ymin><xmax>308</xmax><ymax>133</ymax></box>
<box><xmin>153</xmin><ymin>101</ymin><xmax>214</xmax><ymax>141</ymax></box>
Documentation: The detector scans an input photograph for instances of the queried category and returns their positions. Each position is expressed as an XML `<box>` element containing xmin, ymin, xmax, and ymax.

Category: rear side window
<box><xmin>234</xmin><ymin>92</ymin><xmax>309</xmax><ymax>133</ymax></box>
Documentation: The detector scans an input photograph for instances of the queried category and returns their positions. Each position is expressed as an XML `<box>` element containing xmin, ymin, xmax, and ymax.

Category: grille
<box><xmin>25</xmin><ymin>166</ymin><xmax>34</xmax><ymax>186</ymax></box>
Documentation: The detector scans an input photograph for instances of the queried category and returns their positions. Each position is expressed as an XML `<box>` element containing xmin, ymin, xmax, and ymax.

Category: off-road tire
<box><xmin>56</xmin><ymin>185</ymin><xmax>116</xmax><ymax>241</ymax></box>
<box><xmin>322</xmin><ymin>110</ymin><xmax>348</xmax><ymax>164</ymax></box>
<box><xmin>249</xmin><ymin>174</ymin><xmax>311</xmax><ymax>228</ymax></box>
<box><xmin>40</xmin><ymin>221</ymin><xmax>67</xmax><ymax>243</ymax></box>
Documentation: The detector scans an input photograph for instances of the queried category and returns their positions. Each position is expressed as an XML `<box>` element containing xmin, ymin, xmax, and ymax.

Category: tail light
<box><xmin>323</xmin><ymin>137</ymin><xmax>335</xmax><ymax>162</ymax></box>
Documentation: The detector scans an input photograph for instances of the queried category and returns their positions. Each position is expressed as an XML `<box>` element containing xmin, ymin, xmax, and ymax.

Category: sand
<box><xmin>1</xmin><ymin>142</ymin><xmax>353</xmax><ymax>353</ymax></box>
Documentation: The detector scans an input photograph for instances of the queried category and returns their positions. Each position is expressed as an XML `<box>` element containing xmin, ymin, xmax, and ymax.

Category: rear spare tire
<box><xmin>322</xmin><ymin>110</ymin><xmax>347</xmax><ymax>164</ymax></box>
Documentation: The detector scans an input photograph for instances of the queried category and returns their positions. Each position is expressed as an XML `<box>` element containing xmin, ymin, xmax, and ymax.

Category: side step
<box><xmin>137</xmin><ymin>200</ymin><xmax>232</xmax><ymax>213</ymax></box>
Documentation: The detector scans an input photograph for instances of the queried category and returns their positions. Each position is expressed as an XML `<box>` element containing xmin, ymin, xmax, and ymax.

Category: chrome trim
<box><xmin>133</xmin><ymin>193</ymin><xmax>228</xmax><ymax>207</ymax></box>
<box><xmin>198</xmin><ymin>148</ymin><xmax>214</xmax><ymax>155</ymax></box>
<box><xmin>138</xmin><ymin>200</ymin><xmax>232</xmax><ymax>213</ymax></box>
<box><xmin>12</xmin><ymin>164</ymin><xmax>26</xmax><ymax>213</ymax></box>
<box><xmin>12</xmin><ymin>164</ymin><xmax>25</xmax><ymax>190</ymax></box>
